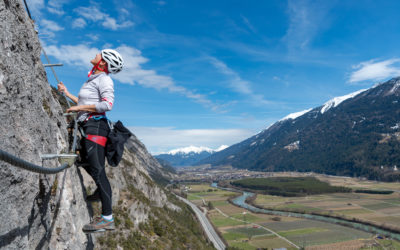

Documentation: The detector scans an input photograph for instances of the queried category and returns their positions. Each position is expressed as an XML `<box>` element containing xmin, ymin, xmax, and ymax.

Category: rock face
<box><xmin>0</xmin><ymin>1</ymin><xmax>211</xmax><ymax>249</ymax></box>
<box><xmin>0</xmin><ymin>1</ymin><xmax>92</xmax><ymax>248</ymax></box>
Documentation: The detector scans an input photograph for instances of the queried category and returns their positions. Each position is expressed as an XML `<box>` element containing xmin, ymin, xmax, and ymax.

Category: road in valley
<box><xmin>175</xmin><ymin>195</ymin><xmax>226</xmax><ymax>250</ymax></box>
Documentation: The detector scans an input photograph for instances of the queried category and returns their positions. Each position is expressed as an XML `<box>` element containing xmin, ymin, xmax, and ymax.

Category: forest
<box><xmin>231</xmin><ymin>177</ymin><xmax>351</xmax><ymax>197</ymax></box>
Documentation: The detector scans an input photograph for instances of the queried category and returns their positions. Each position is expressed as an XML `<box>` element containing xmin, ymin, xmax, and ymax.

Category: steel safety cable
<box><xmin>0</xmin><ymin>149</ymin><xmax>71</xmax><ymax>174</ymax></box>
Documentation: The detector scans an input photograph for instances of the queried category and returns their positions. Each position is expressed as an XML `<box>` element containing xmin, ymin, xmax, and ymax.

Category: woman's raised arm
<box><xmin>57</xmin><ymin>82</ymin><xmax>78</xmax><ymax>104</ymax></box>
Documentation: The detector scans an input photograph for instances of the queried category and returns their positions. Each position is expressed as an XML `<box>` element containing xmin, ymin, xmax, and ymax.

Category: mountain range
<box><xmin>155</xmin><ymin>145</ymin><xmax>227</xmax><ymax>167</ymax></box>
<box><xmin>200</xmin><ymin>78</ymin><xmax>400</xmax><ymax>181</ymax></box>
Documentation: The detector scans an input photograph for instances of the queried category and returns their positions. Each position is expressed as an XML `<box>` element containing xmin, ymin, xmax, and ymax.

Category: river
<box><xmin>211</xmin><ymin>182</ymin><xmax>400</xmax><ymax>241</ymax></box>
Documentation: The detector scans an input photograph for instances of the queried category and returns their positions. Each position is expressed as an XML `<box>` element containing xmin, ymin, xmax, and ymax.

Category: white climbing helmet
<box><xmin>101</xmin><ymin>49</ymin><xmax>124</xmax><ymax>74</ymax></box>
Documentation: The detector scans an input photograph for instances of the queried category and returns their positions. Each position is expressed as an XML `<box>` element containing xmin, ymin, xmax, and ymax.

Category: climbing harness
<box><xmin>79</xmin><ymin>114</ymin><xmax>109</xmax><ymax>147</ymax></box>
<box><xmin>85</xmin><ymin>113</ymin><xmax>106</xmax><ymax>122</ymax></box>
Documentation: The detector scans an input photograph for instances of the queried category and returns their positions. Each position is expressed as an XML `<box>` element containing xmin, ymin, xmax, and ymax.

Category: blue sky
<box><xmin>28</xmin><ymin>0</ymin><xmax>400</xmax><ymax>153</ymax></box>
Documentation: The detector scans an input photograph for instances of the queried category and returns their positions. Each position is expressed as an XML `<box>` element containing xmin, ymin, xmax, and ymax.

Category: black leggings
<box><xmin>80</xmin><ymin>119</ymin><xmax>112</xmax><ymax>215</ymax></box>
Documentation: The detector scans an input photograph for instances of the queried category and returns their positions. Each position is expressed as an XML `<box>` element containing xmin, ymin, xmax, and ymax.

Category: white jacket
<box><xmin>77</xmin><ymin>72</ymin><xmax>114</xmax><ymax>122</ymax></box>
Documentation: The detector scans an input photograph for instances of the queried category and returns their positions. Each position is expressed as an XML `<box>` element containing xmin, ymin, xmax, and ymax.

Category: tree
<box><xmin>207</xmin><ymin>201</ymin><xmax>214</xmax><ymax>210</ymax></box>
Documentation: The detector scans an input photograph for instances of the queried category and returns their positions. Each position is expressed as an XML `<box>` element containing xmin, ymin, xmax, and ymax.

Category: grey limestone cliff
<box><xmin>0</xmin><ymin>0</ymin><xmax>92</xmax><ymax>248</ymax></box>
<box><xmin>0</xmin><ymin>1</ymin><xmax>212</xmax><ymax>249</ymax></box>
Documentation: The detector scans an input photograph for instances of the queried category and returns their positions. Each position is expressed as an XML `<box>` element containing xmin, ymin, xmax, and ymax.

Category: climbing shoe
<box><xmin>86</xmin><ymin>189</ymin><xmax>101</xmax><ymax>202</ymax></box>
<box><xmin>82</xmin><ymin>216</ymin><xmax>115</xmax><ymax>232</ymax></box>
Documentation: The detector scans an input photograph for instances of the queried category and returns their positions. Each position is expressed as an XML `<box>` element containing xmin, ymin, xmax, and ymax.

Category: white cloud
<box><xmin>240</xmin><ymin>14</ymin><xmax>257</xmax><ymax>33</ymax></box>
<box><xmin>44</xmin><ymin>43</ymin><xmax>220</xmax><ymax>110</ymax></box>
<box><xmin>349</xmin><ymin>59</ymin><xmax>400</xmax><ymax>83</ymax></box>
<box><xmin>47</xmin><ymin>7</ymin><xmax>64</xmax><ymax>15</ymax></box>
<box><xmin>114</xmin><ymin>45</ymin><xmax>219</xmax><ymax>110</ymax></box>
<box><xmin>44</xmin><ymin>44</ymin><xmax>99</xmax><ymax>66</ymax></box>
<box><xmin>40</xmin><ymin>19</ymin><xmax>64</xmax><ymax>31</ymax></box>
<box><xmin>130</xmin><ymin>127</ymin><xmax>254</xmax><ymax>154</ymax></box>
<box><xmin>102</xmin><ymin>43</ymin><xmax>113</xmax><ymax>49</ymax></box>
<box><xmin>87</xmin><ymin>34</ymin><xmax>99</xmax><ymax>41</ymax></box>
<box><xmin>38</xmin><ymin>19</ymin><xmax>63</xmax><ymax>37</ymax></box>
<box><xmin>120</xmin><ymin>8</ymin><xmax>130</xmax><ymax>16</ymax></box>
<box><xmin>284</xmin><ymin>0</ymin><xmax>312</xmax><ymax>50</ymax></box>
<box><xmin>26</xmin><ymin>0</ymin><xmax>44</xmax><ymax>17</ymax></box>
<box><xmin>209</xmin><ymin>57</ymin><xmax>271</xmax><ymax>106</ymax></box>
<box><xmin>103</xmin><ymin>17</ymin><xmax>134</xmax><ymax>30</ymax></box>
<box><xmin>155</xmin><ymin>1</ymin><xmax>167</xmax><ymax>6</ymax></box>
<box><xmin>72</xmin><ymin>18</ymin><xmax>87</xmax><ymax>29</ymax></box>
<box><xmin>283</xmin><ymin>0</ymin><xmax>333</xmax><ymax>52</ymax></box>
<box><xmin>74</xmin><ymin>6</ymin><xmax>134</xmax><ymax>30</ymax></box>
<box><xmin>27</xmin><ymin>0</ymin><xmax>66</xmax><ymax>16</ymax></box>
<box><xmin>74</xmin><ymin>6</ymin><xmax>106</xmax><ymax>21</ymax></box>
<box><xmin>47</xmin><ymin>0</ymin><xmax>68</xmax><ymax>15</ymax></box>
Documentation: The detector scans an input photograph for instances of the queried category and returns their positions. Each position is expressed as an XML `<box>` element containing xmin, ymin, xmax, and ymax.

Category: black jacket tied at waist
<box><xmin>106</xmin><ymin>120</ymin><xmax>132</xmax><ymax>167</ymax></box>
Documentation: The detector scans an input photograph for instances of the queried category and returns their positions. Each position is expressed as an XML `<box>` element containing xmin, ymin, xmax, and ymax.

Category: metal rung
<box><xmin>63</xmin><ymin>113</ymin><xmax>77</xmax><ymax>117</ymax></box>
<box><xmin>40</xmin><ymin>154</ymin><xmax>77</xmax><ymax>159</ymax></box>
<box><xmin>44</xmin><ymin>63</ymin><xmax>63</xmax><ymax>67</ymax></box>
<box><xmin>40</xmin><ymin>154</ymin><xmax>77</xmax><ymax>166</ymax></box>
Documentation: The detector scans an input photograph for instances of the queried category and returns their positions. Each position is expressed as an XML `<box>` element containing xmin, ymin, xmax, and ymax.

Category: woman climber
<box><xmin>58</xmin><ymin>49</ymin><xmax>123</xmax><ymax>232</ymax></box>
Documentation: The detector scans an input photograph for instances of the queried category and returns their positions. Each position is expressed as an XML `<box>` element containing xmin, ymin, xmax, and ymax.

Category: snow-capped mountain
<box><xmin>200</xmin><ymin>78</ymin><xmax>400</xmax><ymax>181</ymax></box>
<box><xmin>154</xmin><ymin>145</ymin><xmax>228</xmax><ymax>167</ymax></box>
<box><xmin>320</xmin><ymin>89</ymin><xmax>367</xmax><ymax>114</ymax></box>
<box><xmin>280</xmin><ymin>108</ymin><xmax>313</xmax><ymax>122</ymax></box>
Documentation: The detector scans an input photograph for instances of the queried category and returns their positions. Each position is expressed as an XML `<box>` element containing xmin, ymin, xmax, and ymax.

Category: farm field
<box><xmin>252</xmin><ymin>174</ymin><xmax>400</xmax><ymax>231</ymax></box>
<box><xmin>183</xmin><ymin>182</ymin><xmax>399</xmax><ymax>249</ymax></box>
